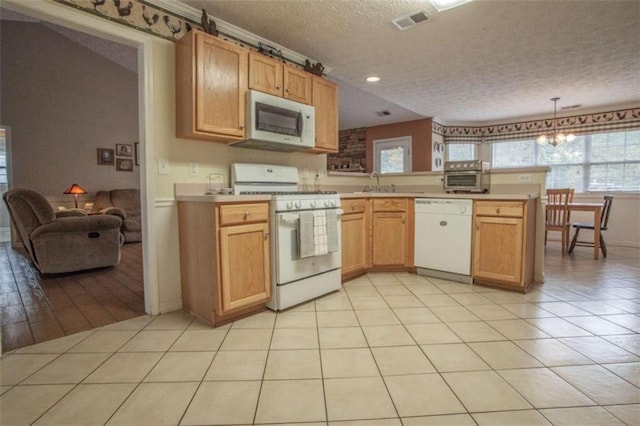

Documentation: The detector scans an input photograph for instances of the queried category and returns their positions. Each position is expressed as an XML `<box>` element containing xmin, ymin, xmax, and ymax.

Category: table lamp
<box><xmin>63</xmin><ymin>183</ymin><xmax>87</xmax><ymax>208</ymax></box>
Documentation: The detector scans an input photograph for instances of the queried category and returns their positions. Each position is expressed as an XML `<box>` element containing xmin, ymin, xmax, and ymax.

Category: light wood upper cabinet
<box><xmin>249</xmin><ymin>52</ymin><xmax>284</xmax><ymax>97</ymax></box>
<box><xmin>176</xmin><ymin>30</ymin><xmax>248</xmax><ymax>142</ymax></box>
<box><xmin>472</xmin><ymin>199</ymin><xmax>536</xmax><ymax>292</ymax></box>
<box><xmin>309</xmin><ymin>76</ymin><xmax>339</xmax><ymax>153</ymax></box>
<box><xmin>283</xmin><ymin>65</ymin><xmax>312</xmax><ymax>104</ymax></box>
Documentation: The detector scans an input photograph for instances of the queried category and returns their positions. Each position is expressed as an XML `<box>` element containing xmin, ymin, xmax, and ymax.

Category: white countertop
<box><xmin>176</xmin><ymin>192</ymin><xmax>539</xmax><ymax>202</ymax></box>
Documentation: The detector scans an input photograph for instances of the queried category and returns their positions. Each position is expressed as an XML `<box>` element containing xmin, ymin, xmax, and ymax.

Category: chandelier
<box><xmin>536</xmin><ymin>97</ymin><xmax>576</xmax><ymax>147</ymax></box>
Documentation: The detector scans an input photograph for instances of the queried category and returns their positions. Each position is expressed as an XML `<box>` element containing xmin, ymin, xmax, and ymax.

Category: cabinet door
<box><xmin>196</xmin><ymin>33</ymin><xmax>248</xmax><ymax>138</ymax></box>
<box><xmin>310</xmin><ymin>76</ymin><xmax>339</xmax><ymax>153</ymax></box>
<box><xmin>283</xmin><ymin>66</ymin><xmax>312</xmax><ymax>104</ymax></box>
<box><xmin>371</xmin><ymin>212</ymin><xmax>407</xmax><ymax>266</ymax></box>
<box><xmin>341</xmin><ymin>213</ymin><xmax>367</xmax><ymax>276</ymax></box>
<box><xmin>249</xmin><ymin>52</ymin><xmax>283</xmax><ymax>97</ymax></box>
<box><xmin>473</xmin><ymin>216</ymin><xmax>524</xmax><ymax>286</ymax></box>
<box><xmin>219</xmin><ymin>222</ymin><xmax>271</xmax><ymax>313</ymax></box>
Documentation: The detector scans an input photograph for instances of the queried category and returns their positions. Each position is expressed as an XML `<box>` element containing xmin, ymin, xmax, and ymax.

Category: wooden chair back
<box><xmin>601</xmin><ymin>195</ymin><xmax>614</xmax><ymax>230</ymax></box>
<box><xmin>546</xmin><ymin>188</ymin><xmax>573</xmax><ymax>228</ymax></box>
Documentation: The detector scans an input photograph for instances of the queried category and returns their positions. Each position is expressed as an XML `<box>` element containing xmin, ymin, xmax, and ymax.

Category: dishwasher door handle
<box><xmin>440</xmin><ymin>220</ymin><xmax>448</xmax><ymax>226</ymax></box>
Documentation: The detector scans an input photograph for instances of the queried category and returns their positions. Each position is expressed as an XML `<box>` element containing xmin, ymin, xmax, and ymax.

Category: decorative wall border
<box><xmin>53</xmin><ymin>0</ymin><xmax>199</xmax><ymax>41</ymax></box>
<box><xmin>434</xmin><ymin>107</ymin><xmax>640</xmax><ymax>143</ymax></box>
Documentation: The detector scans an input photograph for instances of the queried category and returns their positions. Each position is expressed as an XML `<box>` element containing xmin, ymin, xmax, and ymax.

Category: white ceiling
<box><xmin>178</xmin><ymin>0</ymin><xmax>640</xmax><ymax>129</ymax></box>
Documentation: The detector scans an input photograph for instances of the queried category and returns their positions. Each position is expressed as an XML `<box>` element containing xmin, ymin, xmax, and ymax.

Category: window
<box><xmin>447</xmin><ymin>143</ymin><xmax>476</xmax><ymax>161</ymax></box>
<box><xmin>373</xmin><ymin>137</ymin><xmax>412</xmax><ymax>173</ymax></box>
<box><xmin>491</xmin><ymin>130</ymin><xmax>640</xmax><ymax>192</ymax></box>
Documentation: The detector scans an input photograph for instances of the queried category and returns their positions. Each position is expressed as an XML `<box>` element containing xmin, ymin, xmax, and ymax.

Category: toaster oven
<box><xmin>443</xmin><ymin>160</ymin><xmax>491</xmax><ymax>193</ymax></box>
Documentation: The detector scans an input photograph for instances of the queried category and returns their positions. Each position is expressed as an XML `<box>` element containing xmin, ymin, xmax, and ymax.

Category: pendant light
<box><xmin>536</xmin><ymin>97</ymin><xmax>576</xmax><ymax>147</ymax></box>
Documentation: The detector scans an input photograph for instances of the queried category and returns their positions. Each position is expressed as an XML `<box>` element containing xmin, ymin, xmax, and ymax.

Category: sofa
<box><xmin>3</xmin><ymin>188</ymin><xmax>124</xmax><ymax>274</ymax></box>
<box><xmin>94</xmin><ymin>188</ymin><xmax>142</xmax><ymax>243</ymax></box>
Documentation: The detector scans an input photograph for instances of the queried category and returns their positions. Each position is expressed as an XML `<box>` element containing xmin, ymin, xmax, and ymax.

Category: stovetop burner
<box><xmin>240</xmin><ymin>191</ymin><xmax>338</xmax><ymax>195</ymax></box>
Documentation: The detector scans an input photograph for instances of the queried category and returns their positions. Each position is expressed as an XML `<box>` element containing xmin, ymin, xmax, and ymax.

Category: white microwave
<box><xmin>231</xmin><ymin>90</ymin><xmax>315</xmax><ymax>152</ymax></box>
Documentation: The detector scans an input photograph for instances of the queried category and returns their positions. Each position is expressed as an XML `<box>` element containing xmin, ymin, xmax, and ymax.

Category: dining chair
<box><xmin>545</xmin><ymin>188</ymin><xmax>573</xmax><ymax>256</ymax></box>
<box><xmin>569</xmin><ymin>195</ymin><xmax>614</xmax><ymax>257</ymax></box>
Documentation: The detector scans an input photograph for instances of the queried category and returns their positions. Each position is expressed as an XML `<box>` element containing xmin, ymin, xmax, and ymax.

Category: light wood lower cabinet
<box><xmin>472</xmin><ymin>199</ymin><xmax>536</xmax><ymax>292</ymax></box>
<box><xmin>178</xmin><ymin>201</ymin><xmax>271</xmax><ymax>325</ymax></box>
<box><xmin>340</xmin><ymin>199</ymin><xmax>368</xmax><ymax>280</ymax></box>
<box><xmin>370</xmin><ymin>198</ymin><xmax>413</xmax><ymax>268</ymax></box>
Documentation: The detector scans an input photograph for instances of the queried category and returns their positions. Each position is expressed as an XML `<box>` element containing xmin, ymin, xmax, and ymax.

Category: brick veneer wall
<box><xmin>328</xmin><ymin>128</ymin><xmax>367</xmax><ymax>172</ymax></box>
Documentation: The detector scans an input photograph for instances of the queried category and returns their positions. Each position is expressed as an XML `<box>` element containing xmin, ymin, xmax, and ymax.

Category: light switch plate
<box><xmin>189</xmin><ymin>162</ymin><xmax>199</xmax><ymax>176</ymax></box>
<box><xmin>518</xmin><ymin>174</ymin><xmax>532</xmax><ymax>182</ymax></box>
<box><xmin>158</xmin><ymin>158</ymin><xmax>170</xmax><ymax>175</ymax></box>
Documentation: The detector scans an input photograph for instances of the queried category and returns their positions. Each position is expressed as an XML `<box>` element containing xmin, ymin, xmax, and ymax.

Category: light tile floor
<box><xmin>1</xmin><ymin>246</ymin><xmax>639</xmax><ymax>425</ymax></box>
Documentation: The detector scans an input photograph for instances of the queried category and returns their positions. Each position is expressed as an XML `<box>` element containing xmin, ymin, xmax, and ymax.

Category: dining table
<box><xmin>567</xmin><ymin>202</ymin><xmax>604</xmax><ymax>259</ymax></box>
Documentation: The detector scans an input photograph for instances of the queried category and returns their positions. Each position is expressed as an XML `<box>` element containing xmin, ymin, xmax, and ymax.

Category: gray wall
<box><xmin>0</xmin><ymin>20</ymin><xmax>139</xmax><ymax>207</ymax></box>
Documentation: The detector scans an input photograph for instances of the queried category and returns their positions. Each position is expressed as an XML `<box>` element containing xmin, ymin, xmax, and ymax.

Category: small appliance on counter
<box><xmin>443</xmin><ymin>160</ymin><xmax>490</xmax><ymax>193</ymax></box>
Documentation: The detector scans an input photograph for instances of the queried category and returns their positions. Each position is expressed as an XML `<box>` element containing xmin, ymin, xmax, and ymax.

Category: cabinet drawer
<box><xmin>342</xmin><ymin>198</ymin><xmax>367</xmax><ymax>214</ymax></box>
<box><xmin>372</xmin><ymin>198</ymin><xmax>408</xmax><ymax>212</ymax></box>
<box><xmin>474</xmin><ymin>201</ymin><xmax>524</xmax><ymax>217</ymax></box>
<box><xmin>219</xmin><ymin>203</ymin><xmax>269</xmax><ymax>226</ymax></box>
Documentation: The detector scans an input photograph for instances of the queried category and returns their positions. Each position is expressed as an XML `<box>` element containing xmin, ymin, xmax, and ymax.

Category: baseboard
<box><xmin>159</xmin><ymin>297</ymin><xmax>183</xmax><ymax>314</ymax></box>
<box><xmin>546</xmin><ymin>237</ymin><xmax>639</xmax><ymax>249</ymax></box>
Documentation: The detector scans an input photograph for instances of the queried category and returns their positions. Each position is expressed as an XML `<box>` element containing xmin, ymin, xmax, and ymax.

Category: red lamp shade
<box><xmin>63</xmin><ymin>183</ymin><xmax>87</xmax><ymax>208</ymax></box>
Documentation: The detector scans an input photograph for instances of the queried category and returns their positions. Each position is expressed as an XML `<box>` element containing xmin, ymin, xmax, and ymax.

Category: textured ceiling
<box><xmin>179</xmin><ymin>0</ymin><xmax>640</xmax><ymax>128</ymax></box>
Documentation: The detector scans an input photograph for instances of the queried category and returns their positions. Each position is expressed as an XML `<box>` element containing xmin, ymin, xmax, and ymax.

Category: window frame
<box><xmin>373</xmin><ymin>136</ymin><xmax>412</xmax><ymax>174</ymax></box>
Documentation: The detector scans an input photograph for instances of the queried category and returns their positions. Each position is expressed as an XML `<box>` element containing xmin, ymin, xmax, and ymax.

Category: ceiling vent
<box><xmin>392</xmin><ymin>10</ymin><xmax>430</xmax><ymax>31</ymax></box>
<box><xmin>376</xmin><ymin>110</ymin><xmax>392</xmax><ymax>117</ymax></box>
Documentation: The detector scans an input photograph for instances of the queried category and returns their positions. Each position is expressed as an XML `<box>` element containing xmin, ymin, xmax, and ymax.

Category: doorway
<box><xmin>0</xmin><ymin>7</ymin><xmax>150</xmax><ymax>352</ymax></box>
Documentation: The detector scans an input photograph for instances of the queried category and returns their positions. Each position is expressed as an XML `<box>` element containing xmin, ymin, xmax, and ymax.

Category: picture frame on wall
<box><xmin>134</xmin><ymin>142</ymin><xmax>140</xmax><ymax>166</ymax></box>
<box><xmin>116</xmin><ymin>143</ymin><xmax>132</xmax><ymax>157</ymax></box>
<box><xmin>116</xmin><ymin>158</ymin><xmax>134</xmax><ymax>172</ymax></box>
<box><xmin>97</xmin><ymin>148</ymin><xmax>114</xmax><ymax>165</ymax></box>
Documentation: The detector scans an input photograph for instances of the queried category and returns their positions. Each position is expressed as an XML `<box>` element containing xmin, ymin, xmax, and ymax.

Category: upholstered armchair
<box><xmin>93</xmin><ymin>189</ymin><xmax>141</xmax><ymax>243</ymax></box>
<box><xmin>3</xmin><ymin>188</ymin><xmax>124</xmax><ymax>274</ymax></box>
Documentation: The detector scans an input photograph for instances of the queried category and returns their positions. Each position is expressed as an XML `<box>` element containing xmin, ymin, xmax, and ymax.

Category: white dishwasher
<box><xmin>414</xmin><ymin>198</ymin><xmax>473</xmax><ymax>277</ymax></box>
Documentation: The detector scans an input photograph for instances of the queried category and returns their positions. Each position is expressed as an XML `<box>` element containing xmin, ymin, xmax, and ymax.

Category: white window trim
<box><xmin>373</xmin><ymin>136</ymin><xmax>412</xmax><ymax>174</ymax></box>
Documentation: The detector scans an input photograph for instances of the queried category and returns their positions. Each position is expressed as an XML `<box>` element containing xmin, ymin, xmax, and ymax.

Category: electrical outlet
<box><xmin>189</xmin><ymin>162</ymin><xmax>199</xmax><ymax>176</ymax></box>
<box><xmin>158</xmin><ymin>158</ymin><xmax>170</xmax><ymax>175</ymax></box>
<box><xmin>518</xmin><ymin>174</ymin><xmax>532</xmax><ymax>182</ymax></box>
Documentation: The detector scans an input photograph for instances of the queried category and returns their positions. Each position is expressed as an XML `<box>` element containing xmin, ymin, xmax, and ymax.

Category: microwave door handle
<box><xmin>297</xmin><ymin>111</ymin><xmax>303</xmax><ymax>136</ymax></box>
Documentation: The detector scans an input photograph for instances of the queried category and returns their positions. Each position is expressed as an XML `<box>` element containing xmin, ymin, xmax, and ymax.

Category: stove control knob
<box><xmin>286</xmin><ymin>201</ymin><xmax>294</xmax><ymax>210</ymax></box>
<box><xmin>324</xmin><ymin>200</ymin><xmax>330</xmax><ymax>207</ymax></box>
<box><xmin>310</xmin><ymin>201</ymin><xmax>317</xmax><ymax>208</ymax></box>
<box><xmin>295</xmin><ymin>201</ymin><xmax>302</xmax><ymax>209</ymax></box>
<box><xmin>330</xmin><ymin>200</ymin><xmax>337</xmax><ymax>207</ymax></box>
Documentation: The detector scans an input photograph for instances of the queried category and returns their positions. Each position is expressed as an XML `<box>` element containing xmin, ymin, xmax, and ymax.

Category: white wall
<box><xmin>1</xmin><ymin>20</ymin><xmax>140</xmax><ymax>207</ymax></box>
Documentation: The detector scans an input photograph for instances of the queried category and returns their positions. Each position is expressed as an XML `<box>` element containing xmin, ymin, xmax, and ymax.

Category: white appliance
<box><xmin>231</xmin><ymin>90</ymin><xmax>315</xmax><ymax>152</ymax></box>
<box><xmin>231</xmin><ymin>163</ymin><xmax>342</xmax><ymax>310</ymax></box>
<box><xmin>414</xmin><ymin>198</ymin><xmax>473</xmax><ymax>281</ymax></box>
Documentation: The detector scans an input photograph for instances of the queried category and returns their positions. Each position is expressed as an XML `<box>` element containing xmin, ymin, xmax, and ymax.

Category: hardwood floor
<box><xmin>0</xmin><ymin>242</ymin><xmax>144</xmax><ymax>352</ymax></box>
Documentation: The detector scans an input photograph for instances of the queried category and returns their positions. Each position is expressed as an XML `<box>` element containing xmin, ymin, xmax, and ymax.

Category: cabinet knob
<box><xmin>276</xmin><ymin>85</ymin><xmax>281</xmax><ymax>90</ymax></box>
<box><xmin>244</xmin><ymin>211</ymin><xmax>251</xmax><ymax>220</ymax></box>
<box><xmin>496</xmin><ymin>207</ymin><xmax>501</xmax><ymax>214</ymax></box>
<box><xmin>264</xmin><ymin>232</ymin><xmax>269</xmax><ymax>240</ymax></box>
<box><xmin>476</xmin><ymin>223</ymin><xmax>480</xmax><ymax>230</ymax></box>
<box><xmin>239</xmin><ymin>124</ymin><xmax>245</xmax><ymax>130</ymax></box>
<box><xmin>351</xmin><ymin>205</ymin><xmax>356</xmax><ymax>210</ymax></box>
<box><xmin>285</xmin><ymin>88</ymin><xmax>289</xmax><ymax>93</ymax></box>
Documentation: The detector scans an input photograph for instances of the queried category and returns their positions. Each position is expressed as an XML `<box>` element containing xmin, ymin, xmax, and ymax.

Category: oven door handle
<box><xmin>279</xmin><ymin>213</ymin><xmax>300</xmax><ymax>223</ymax></box>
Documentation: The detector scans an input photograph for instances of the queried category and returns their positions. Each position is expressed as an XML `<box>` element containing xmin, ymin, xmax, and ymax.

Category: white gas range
<box><xmin>232</xmin><ymin>163</ymin><xmax>342</xmax><ymax>310</ymax></box>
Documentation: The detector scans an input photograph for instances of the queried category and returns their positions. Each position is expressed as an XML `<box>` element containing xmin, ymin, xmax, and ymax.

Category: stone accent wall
<box><xmin>328</xmin><ymin>128</ymin><xmax>366</xmax><ymax>172</ymax></box>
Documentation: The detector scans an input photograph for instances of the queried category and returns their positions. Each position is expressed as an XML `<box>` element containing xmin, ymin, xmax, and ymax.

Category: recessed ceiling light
<box><xmin>429</xmin><ymin>0</ymin><xmax>473</xmax><ymax>12</ymax></box>
<box><xmin>366</xmin><ymin>76</ymin><xmax>381</xmax><ymax>83</ymax></box>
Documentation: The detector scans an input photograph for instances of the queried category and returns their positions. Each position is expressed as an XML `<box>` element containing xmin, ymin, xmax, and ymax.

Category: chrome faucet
<box><xmin>370</xmin><ymin>171</ymin><xmax>380</xmax><ymax>192</ymax></box>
